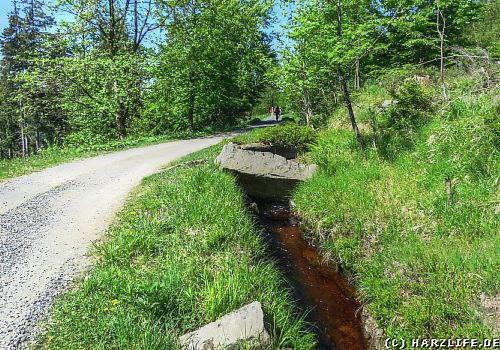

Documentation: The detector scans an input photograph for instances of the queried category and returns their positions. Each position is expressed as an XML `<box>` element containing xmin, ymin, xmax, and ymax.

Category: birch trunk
<box><xmin>303</xmin><ymin>92</ymin><xmax>313</xmax><ymax>126</ymax></box>
<box><xmin>354</xmin><ymin>56</ymin><xmax>360</xmax><ymax>90</ymax></box>
<box><xmin>437</xmin><ymin>6</ymin><xmax>448</xmax><ymax>100</ymax></box>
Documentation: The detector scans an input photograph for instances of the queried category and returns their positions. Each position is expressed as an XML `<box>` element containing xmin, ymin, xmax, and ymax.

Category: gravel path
<box><xmin>0</xmin><ymin>135</ymin><xmax>228</xmax><ymax>349</ymax></box>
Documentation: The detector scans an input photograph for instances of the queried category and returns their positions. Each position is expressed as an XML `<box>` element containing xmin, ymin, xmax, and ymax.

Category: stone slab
<box><xmin>179</xmin><ymin>301</ymin><xmax>269</xmax><ymax>350</ymax></box>
<box><xmin>215</xmin><ymin>143</ymin><xmax>317</xmax><ymax>200</ymax></box>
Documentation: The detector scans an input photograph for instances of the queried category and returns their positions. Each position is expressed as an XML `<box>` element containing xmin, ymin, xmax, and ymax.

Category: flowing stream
<box><xmin>253</xmin><ymin>200</ymin><xmax>367</xmax><ymax>350</ymax></box>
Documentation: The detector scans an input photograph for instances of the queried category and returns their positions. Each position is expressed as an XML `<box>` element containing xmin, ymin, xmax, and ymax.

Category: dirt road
<box><xmin>0</xmin><ymin>135</ymin><xmax>227</xmax><ymax>349</ymax></box>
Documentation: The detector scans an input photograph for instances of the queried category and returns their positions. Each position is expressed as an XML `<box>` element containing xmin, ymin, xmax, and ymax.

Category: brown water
<box><xmin>255</xmin><ymin>202</ymin><xmax>366</xmax><ymax>350</ymax></box>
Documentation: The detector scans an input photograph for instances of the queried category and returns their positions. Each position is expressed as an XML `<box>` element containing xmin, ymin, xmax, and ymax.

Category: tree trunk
<box><xmin>303</xmin><ymin>92</ymin><xmax>313</xmax><ymax>126</ymax></box>
<box><xmin>337</xmin><ymin>66</ymin><xmax>364</xmax><ymax>150</ymax></box>
<box><xmin>19</xmin><ymin>99</ymin><xmax>27</xmax><ymax>158</ymax></box>
<box><xmin>437</xmin><ymin>6</ymin><xmax>448</xmax><ymax>100</ymax></box>
<box><xmin>354</xmin><ymin>56</ymin><xmax>360</xmax><ymax>90</ymax></box>
<box><xmin>115</xmin><ymin>107</ymin><xmax>128</xmax><ymax>139</ymax></box>
<box><xmin>335</xmin><ymin>0</ymin><xmax>363</xmax><ymax>150</ymax></box>
<box><xmin>187</xmin><ymin>71</ymin><xmax>196</xmax><ymax>131</ymax></box>
<box><xmin>20</xmin><ymin>122</ymin><xmax>25</xmax><ymax>158</ymax></box>
<box><xmin>300</xmin><ymin>61</ymin><xmax>313</xmax><ymax>126</ymax></box>
<box><xmin>187</xmin><ymin>92</ymin><xmax>195</xmax><ymax>131</ymax></box>
<box><xmin>35</xmin><ymin>129</ymin><xmax>40</xmax><ymax>151</ymax></box>
<box><xmin>329</xmin><ymin>80</ymin><xmax>338</xmax><ymax>104</ymax></box>
<box><xmin>111</xmin><ymin>72</ymin><xmax>128</xmax><ymax>139</ymax></box>
<box><xmin>24</xmin><ymin>134</ymin><xmax>29</xmax><ymax>157</ymax></box>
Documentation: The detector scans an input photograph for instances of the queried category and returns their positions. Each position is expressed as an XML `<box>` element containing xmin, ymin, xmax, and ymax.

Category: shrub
<box><xmin>233</xmin><ymin>123</ymin><xmax>317</xmax><ymax>153</ymax></box>
<box><xmin>371</xmin><ymin>78</ymin><xmax>436</xmax><ymax>159</ymax></box>
<box><xmin>260</xmin><ymin>124</ymin><xmax>317</xmax><ymax>152</ymax></box>
<box><xmin>387</xmin><ymin>79</ymin><xmax>435</xmax><ymax>130</ymax></box>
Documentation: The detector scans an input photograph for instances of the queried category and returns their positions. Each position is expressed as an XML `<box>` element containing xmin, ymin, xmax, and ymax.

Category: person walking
<box><xmin>274</xmin><ymin>105</ymin><xmax>281</xmax><ymax>121</ymax></box>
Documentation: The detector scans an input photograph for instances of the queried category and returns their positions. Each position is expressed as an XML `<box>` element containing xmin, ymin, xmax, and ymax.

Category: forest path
<box><xmin>0</xmin><ymin>134</ymin><xmax>230</xmax><ymax>349</ymax></box>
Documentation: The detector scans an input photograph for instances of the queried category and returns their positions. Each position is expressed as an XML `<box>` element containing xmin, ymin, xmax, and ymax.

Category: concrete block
<box><xmin>180</xmin><ymin>301</ymin><xmax>270</xmax><ymax>350</ymax></box>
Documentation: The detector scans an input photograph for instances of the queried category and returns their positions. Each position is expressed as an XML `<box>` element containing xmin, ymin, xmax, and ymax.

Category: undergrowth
<box><xmin>34</xmin><ymin>145</ymin><xmax>316</xmax><ymax>350</ymax></box>
<box><xmin>293</xmin><ymin>72</ymin><xmax>499</xmax><ymax>339</ymax></box>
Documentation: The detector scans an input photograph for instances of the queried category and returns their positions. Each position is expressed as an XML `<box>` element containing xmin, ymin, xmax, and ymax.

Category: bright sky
<box><xmin>0</xmin><ymin>0</ymin><xmax>290</xmax><ymax>48</ymax></box>
<box><xmin>0</xmin><ymin>1</ymin><xmax>14</xmax><ymax>34</ymax></box>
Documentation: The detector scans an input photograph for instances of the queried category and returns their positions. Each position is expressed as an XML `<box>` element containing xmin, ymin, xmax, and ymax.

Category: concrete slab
<box><xmin>179</xmin><ymin>301</ymin><xmax>270</xmax><ymax>350</ymax></box>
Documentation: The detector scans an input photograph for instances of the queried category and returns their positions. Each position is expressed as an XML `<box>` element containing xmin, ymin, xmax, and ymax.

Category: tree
<box><xmin>55</xmin><ymin>0</ymin><xmax>158</xmax><ymax>140</ymax></box>
<box><xmin>281</xmin><ymin>0</ymin><xmax>487</xmax><ymax>135</ymax></box>
<box><xmin>333</xmin><ymin>0</ymin><xmax>364</xmax><ymax>149</ymax></box>
<box><xmin>282</xmin><ymin>0</ymin><xmax>375</xmax><ymax>145</ymax></box>
<box><xmin>463</xmin><ymin>0</ymin><xmax>500</xmax><ymax>59</ymax></box>
<box><xmin>0</xmin><ymin>71</ymin><xmax>17</xmax><ymax>158</ymax></box>
<box><xmin>141</xmin><ymin>0</ymin><xmax>274</xmax><ymax>133</ymax></box>
<box><xmin>436</xmin><ymin>2</ymin><xmax>448</xmax><ymax>100</ymax></box>
<box><xmin>0</xmin><ymin>3</ymin><xmax>22</xmax><ymax>158</ymax></box>
<box><xmin>0</xmin><ymin>0</ymin><xmax>60</xmax><ymax>158</ymax></box>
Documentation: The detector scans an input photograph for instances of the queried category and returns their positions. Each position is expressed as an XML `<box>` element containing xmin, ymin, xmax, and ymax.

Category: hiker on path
<box><xmin>274</xmin><ymin>106</ymin><xmax>281</xmax><ymax>121</ymax></box>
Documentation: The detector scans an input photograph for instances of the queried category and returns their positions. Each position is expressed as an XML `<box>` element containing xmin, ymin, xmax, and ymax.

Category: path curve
<box><xmin>0</xmin><ymin>135</ymin><xmax>228</xmax><ymax>349</ymax></box>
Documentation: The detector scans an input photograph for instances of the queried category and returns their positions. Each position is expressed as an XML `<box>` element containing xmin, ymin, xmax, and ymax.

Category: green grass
<box><xmin>292</xmin><ymin>74</ymin><xmax>499</xmax><ymax>339</ymax></box>
<box><xmin>0</xmin><ymin>147</ymin><xmax>89</xmax><ymax>182</ymax></box>
<box><xmin>33</xmin><ymin>145</ymin><xmax>316</xmax><ymax>350</ymax></box>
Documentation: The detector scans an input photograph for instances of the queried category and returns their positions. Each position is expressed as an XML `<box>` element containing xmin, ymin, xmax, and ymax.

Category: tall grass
<box><xmin>34</xmin><ymin>146</ymin><xmax>316</xmax><ymax>349</ymax></box>
<box><xmin>232</xmin><ymin>123</ymin><xmax>317</xmax><ymax>153</ymax></box>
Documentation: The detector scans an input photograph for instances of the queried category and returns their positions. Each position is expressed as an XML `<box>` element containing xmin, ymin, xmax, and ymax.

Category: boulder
<box><xmin>380</xmin><ymin>100</ymin><xmax>398</xmax><ymax>110</ymax></box>
<box><xmin>215</xmin><ymin>143</ymin><xmax>317</xmax><ymax>200</ymax></box>
<box><xmin>179</xmin><ymin>301</ymin><xmax>270</xmax><ymax>350</ymax></box>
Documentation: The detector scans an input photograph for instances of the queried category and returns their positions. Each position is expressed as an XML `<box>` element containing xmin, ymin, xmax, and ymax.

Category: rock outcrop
<box><xmin>215</xmin><ymin>143</ymin><xmax>317</xmax><ymax>200</ymax></box>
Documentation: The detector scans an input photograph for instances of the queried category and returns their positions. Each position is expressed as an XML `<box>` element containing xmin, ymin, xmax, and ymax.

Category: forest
<box><xmin>0</xmin><ymin>0</ymin><xmax>275</xmax><ymax>158</ymax></box>
<box><xmin>0</xmin><ymin>0</ymin><xmax>498</xmax><ymax>158</ymax></box>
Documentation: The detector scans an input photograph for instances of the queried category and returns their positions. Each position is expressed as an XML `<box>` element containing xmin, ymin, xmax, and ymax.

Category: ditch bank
<box><xmin>216</xmin><ymin>143</ymin><xmax>382</xmax><ymax>349</ymax></box>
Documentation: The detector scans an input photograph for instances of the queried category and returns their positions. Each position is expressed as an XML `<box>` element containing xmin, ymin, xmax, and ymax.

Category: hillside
<box><xmin>292</xmin><ymin>68</ymin><xmax>499</xmax><ymax>340</ymax></box>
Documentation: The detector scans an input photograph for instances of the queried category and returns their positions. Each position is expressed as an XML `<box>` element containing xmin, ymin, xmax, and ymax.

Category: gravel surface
<box><xmin>0</xmin><ymin>135</ymin><xmax>227</xmax><ymax>349</ymax></box>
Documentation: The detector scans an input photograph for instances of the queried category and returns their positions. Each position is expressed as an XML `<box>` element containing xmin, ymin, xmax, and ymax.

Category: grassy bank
<box><xmin>34</xmin><ymin>144</ymin><xmax>316</xmax><ymax>350</ymax></box>
<box><xmin>291</xmin><ymin>72</ymin><xmax>499</xmax><ymax>339</ymax></box>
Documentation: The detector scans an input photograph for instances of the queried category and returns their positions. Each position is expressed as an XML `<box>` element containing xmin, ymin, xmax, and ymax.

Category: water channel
<box><xmin>252</xmin><ymin>200</ymin><xmax>367</xmax><ymax>350</ymax></box>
